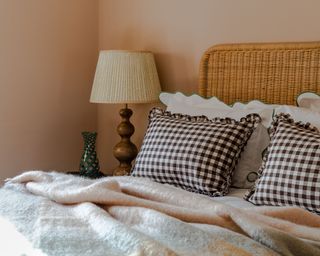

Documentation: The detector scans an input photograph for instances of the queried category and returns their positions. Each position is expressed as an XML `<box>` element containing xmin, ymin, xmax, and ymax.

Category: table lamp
<box><xmin>90</xmin><ymin>50</ymin><xmax>161</xmax><ymax>176</ymax></box>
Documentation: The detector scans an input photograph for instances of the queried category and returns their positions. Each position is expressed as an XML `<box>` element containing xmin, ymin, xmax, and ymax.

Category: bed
<box><xmin>1</xmin><ymin>41</ymin><xmax>320</xmax><ymax>256</ymax></box>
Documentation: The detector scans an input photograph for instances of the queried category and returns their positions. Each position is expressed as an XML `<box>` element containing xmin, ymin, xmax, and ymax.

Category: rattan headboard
<box><xmin>199</xmin><ymin>42</ymin><xmax>320</xmax><ymax>105</ymax></box>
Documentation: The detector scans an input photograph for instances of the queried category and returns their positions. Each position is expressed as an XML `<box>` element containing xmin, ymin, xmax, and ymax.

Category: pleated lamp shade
<box><xmin>90</xmin><ymin>50</ymin><xmax>161</xmax><ymax>104</ymax></box>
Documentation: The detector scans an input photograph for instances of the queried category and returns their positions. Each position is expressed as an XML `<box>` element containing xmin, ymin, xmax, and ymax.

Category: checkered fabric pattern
<box><xmin>245</xmin><ymin>113</ymin><xmax>320</xmax><ymax>214</ymax></box>
<box><xmin>131</xmin><ymin>108</ymin><xmax>261</xmax><ymax>196</ymax></box>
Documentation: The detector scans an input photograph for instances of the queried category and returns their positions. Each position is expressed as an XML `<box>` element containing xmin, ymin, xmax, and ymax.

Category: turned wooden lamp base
<box><xmin>113</xmin><ymin>104</ymin><xmax>138</xmax><ymax>176</ymax></box>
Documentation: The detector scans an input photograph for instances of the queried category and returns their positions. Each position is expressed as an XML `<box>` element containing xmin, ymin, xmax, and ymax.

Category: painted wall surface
<box><xmin>0</xmin><ymin>0</ymin><xmax>98</xmax><ymax>181</ymax></box>
<box><xmin>98</xmin><ymin>0</ymin><xmax>320</xmax><ymax>173</ymax></box>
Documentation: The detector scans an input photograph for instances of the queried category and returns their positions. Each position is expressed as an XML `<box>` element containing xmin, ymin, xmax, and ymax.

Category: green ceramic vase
<box><xmin>79</xmin><ymin>131</ymin><xmax>102</xmax><ymax>178</ymax></box>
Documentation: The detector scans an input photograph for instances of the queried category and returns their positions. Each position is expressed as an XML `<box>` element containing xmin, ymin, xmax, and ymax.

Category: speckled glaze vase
<box><xmin>79</xmin><ymin>131</ymin><xmax>102</xmax><ymax>178</ymax></box>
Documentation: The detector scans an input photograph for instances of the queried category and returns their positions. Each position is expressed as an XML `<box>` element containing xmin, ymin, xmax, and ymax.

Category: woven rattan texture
<box><xmin>199</xmin><ymin>42</ymin><xmax>320</xmax><ymax>105</ymax></box>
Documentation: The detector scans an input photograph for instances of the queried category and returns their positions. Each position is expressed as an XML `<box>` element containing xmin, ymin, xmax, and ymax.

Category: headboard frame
<box><xmin>199</xmin><ymin>42</ymin><xmax>320</xmax><ymax>105</ymax></box>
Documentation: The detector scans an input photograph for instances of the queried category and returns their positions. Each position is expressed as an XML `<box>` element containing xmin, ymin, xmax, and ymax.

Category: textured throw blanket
<box><xmin>1</xmin><ymin>171</ymin><xmax>320</xmax><ymax>256</ymax></box>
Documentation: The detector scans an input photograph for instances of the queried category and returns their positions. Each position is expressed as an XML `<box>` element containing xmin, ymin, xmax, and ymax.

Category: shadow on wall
<box><xmin>155</xmin><ymin>52</ymin><xmax>198</xmax><ymax>93</ymax></box>
<box><xmin>101</xmin><ymin>26</ymin><xmax>199</xmax><ymax>93</ymax></box>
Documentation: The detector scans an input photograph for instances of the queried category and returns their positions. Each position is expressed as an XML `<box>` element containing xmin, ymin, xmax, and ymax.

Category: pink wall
<box><xmin>0</xmin><ymin>0</ymin><xmax>99</xmax><ymax>181</ymax></box>
<box><xmin>98</xmin><ymin>0</ymin><xmax>320</xmax><ymax>173</ymax></box>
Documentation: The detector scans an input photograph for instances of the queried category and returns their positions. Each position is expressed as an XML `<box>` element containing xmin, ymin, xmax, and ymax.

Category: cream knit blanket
<box><xmin>1</xmin><ymin>171</ymin><xmax>320</xmax><ymax>256</ymax></box>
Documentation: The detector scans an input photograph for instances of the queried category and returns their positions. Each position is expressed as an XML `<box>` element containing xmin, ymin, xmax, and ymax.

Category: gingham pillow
<box><xmin>245</xmin><ymin>113</ymin><xmax>320</xmax><ymax>214</ymax></box>
<box><xmin>131</xmin><ymin>108</ymin><xmax>261</xmax><ymax>196</ymax></box>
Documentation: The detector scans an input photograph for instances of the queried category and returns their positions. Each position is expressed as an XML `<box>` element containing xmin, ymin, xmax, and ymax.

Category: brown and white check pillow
<box><xmin>245</xmin><ymin>113</ymin><xmax>320</xmax><ymax>214</ymax></box>
<box><xmin>131</xmin><ymin>108</ymin><xmax>261</xmax><ymax>196</ymax></box>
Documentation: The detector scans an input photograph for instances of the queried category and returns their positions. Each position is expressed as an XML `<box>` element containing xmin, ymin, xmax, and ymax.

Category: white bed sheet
<box><xmin>212</xmin><ymin>188</ymin><xmax>255</xmax><ymax>208</ymax></box>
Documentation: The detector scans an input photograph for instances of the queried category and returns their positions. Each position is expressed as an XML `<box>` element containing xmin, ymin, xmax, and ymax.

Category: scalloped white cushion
<box><xmin>160</xmin><ymin>92</ymin><xmax>274</xmax><ymax>126</ymax></box>
<box><xmin>296</xmin><ymin>92</ymin><xmax>320</xmax><ymax>112</ymax></box>
<box><xmin>275</xmin><ymin>105</ymin><xmax>320</xmax><ymax>129</ymax></box>
<box><xmin>159</xmin><ymin>92</ymin><xmax>229</xmax><ymax>109</ymax></box>
<box><xmin>159</xmin><ymin>92</ymin><xmax>274</xmax><ymax>188</ymax></box>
